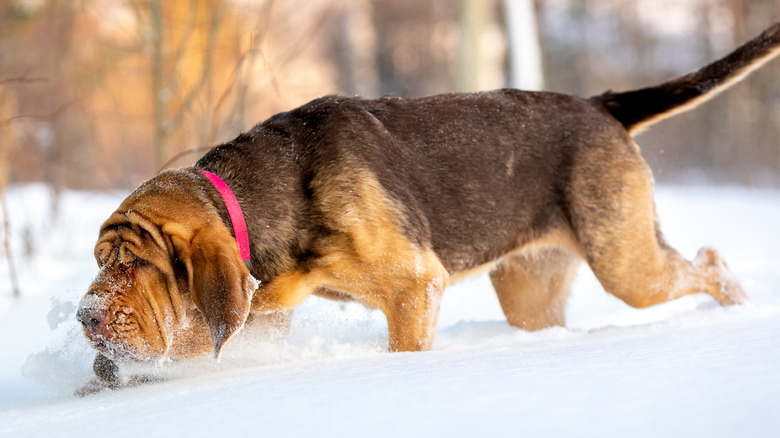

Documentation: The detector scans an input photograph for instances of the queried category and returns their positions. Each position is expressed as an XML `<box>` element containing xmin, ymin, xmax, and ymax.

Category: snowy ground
<box><xmin>1</xmin><ymin>183</ymin><xmax>779</xmax><ymax>437</ymax></box>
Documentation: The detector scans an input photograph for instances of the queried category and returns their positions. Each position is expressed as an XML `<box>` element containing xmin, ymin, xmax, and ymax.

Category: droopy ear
<box><xmin>167</xmin><ymin>223</ymin><xmax>255</xmax><ymax>359</ymax></box>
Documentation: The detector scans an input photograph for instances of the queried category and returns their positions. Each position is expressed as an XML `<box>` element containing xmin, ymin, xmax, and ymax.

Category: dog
<box><xmin>77</xmin><ymin>23</ymin><xmax>780</xmax><ymax>389</ymax></box>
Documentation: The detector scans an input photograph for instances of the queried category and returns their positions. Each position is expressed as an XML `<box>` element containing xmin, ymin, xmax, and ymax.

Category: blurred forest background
<box><xmin>2</xmin><ymin>0</ymin><xmax>780</xmax><ymax>193</ymax></box>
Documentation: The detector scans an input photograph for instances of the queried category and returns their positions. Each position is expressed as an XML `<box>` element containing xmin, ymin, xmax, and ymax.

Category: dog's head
<box><xmin>77</xmin><ymin>170</ymin><xmax>255</xmax><ymax>362</ymax></box>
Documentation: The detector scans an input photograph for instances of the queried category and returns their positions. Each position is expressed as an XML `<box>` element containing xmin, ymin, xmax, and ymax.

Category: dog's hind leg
<box><xmin>489</xmin><ymin>249</ymin><xmax>581</xmax><ymax>331</ymax></box>
<box><xmin>569</xmin><ymin>139</ymin><xmax>746</xmax><ymax>309</ymax></box>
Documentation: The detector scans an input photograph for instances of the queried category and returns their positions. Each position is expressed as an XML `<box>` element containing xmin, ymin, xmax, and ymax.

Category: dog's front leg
<box><xmin>382</xmin><ymin>272</ymin><xmax>448</xmax><ymax>352</ymax></box>
<box><xmin>251</xmin><ymin>271</ymin><xmax>320</xmax><ymax>313</ymax></box>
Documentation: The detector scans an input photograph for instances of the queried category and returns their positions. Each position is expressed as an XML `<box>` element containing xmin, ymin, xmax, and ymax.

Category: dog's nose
<box><xmin>77</xmin><ymin>306</ymin><xmax>107</xmax><ymax>330</ymax></box>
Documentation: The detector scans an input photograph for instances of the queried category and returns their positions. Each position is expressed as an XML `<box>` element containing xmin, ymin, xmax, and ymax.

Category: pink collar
<box><xmin>200</xmin><ymin>170</ymin><xmax>251</xmax><ymax>269</ymax></box>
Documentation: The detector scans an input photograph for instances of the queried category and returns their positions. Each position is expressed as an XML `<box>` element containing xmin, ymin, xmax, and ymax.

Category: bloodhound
<box><xmin>77</xmin><ymin>23</ymin><xmax>780</xmax><ymax>390</ymax></box>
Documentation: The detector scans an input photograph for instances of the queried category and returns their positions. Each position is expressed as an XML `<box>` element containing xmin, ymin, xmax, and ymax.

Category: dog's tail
<box><xmin>593</xmin><ymin>23</ymin><xmax>780</xmax><ymax>135</ymax></box>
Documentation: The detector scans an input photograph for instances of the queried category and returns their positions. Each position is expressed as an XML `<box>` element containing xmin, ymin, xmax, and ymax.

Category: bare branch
<box><xmin>0</xmin><ymin>77</ymin><xmax>49</xmax><ymax>87</ymax></box>
<box><xmin>0</xmin><ymin>183</ymin><xmax>21</xmax><ymax>297</ymax></box>
<box><xmin>158</xmin><ymin>146</ymin><xmax>213</xmax><ymax>171</ymax></box>
<box><xmin>208</xmin><ymin>47</ymin><xmax>254</xmax><ymax>145</ymax></box>
<box><xmin>167</xmin><ymin>0</ymin><xmax>201</xmax><ymax>81</ymax></box>
<box><xmin>0</xmin><ymin>102</ymin><xmax>72</xmax><ymax>127</ymax></box>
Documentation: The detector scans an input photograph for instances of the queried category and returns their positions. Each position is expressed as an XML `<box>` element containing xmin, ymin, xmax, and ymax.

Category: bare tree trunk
<box><xmin>504</xmin><ymin>0</ymin><xmax>544</xmax><ymax>90</ymax></box>
<box><xmin>458</xmin><ymin>0</ymin><xmax>492</xmax><ymax>91</ymax></box>
<box><xmin>333</xmin><ymin>0</ymin><xmax>378</xmax><ymax>97</ymax></box>
<box><xmin>151</xmin><ymin>0</ymin><xmax>166</xmax><ymax>171</ymax></box>
<box><xmin>0</xmin><ymin>184</ymin><xmax>20</xmax><ymax>297</ymax></box>
<box><xmin>197</xmin><ymin>0</ymin><xmax>224</xmax><ymax>149</ymax></box>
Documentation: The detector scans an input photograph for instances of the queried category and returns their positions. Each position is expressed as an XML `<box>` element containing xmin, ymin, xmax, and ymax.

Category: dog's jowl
<box><xmin>78</xmin><ymin>23</ymin><xmax>780</xmax><ymax>387</ymax></box>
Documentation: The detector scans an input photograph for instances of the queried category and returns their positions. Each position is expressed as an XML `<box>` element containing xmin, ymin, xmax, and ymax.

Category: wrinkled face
<box><xmin>76</xmin><ymin>173</ymin><xmax>256</xmax><ymax>363</ymax></box>
<box><xmin>77</xmin><ymin>223</ymin><xmax>212</xmax><ymax>362</ymax></box>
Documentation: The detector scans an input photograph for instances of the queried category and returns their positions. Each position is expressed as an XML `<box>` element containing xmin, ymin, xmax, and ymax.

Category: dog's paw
<box><xmin>76</xmin><ymin>353</ymin><xmax>167</xmax><ymax>396</ymax></box>
<box><xmin>93</xmin><ymin>352</ymin><xmax>120</xmax><ymax>385</ymax></box>
<box><xmin>74</xmin><ymin>354</ymin><xmax>121</xmax><ymax>396</ymax></box>
<box><xmin>695</xmin><ymin>247</ymin><xmax>747</xmax><ymax>306</ymax></box>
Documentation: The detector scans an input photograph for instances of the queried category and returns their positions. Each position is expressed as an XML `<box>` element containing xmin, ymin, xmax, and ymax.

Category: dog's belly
<box><xmin>388</xmin><ymin>151</ymin><xmax>571</xmax><ymax>275</ymax></box>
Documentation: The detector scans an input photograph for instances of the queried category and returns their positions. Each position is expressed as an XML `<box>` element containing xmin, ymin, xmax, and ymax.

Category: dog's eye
<box><xmin>134</xmin><ymin>258</ymin><xmax>154</xmax><ymax>271</ymax></box>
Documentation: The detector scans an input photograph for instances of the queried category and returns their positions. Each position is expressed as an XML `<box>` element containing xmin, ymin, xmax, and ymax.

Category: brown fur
<box><xmin>78</xmin><ymin>24</ymin><xmax>780</xmax><ymax>386</ymax></box>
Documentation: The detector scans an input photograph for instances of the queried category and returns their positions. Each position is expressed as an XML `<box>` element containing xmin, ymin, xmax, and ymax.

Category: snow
<box><xmin>1</xmin><ymin>183</ymin><xmax>779</xmax><ymax>437</ymax></box>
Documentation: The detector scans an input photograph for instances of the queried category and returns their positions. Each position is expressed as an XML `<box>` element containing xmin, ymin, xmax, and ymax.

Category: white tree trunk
<box><xmin>504</xmin><ymin>0</ymin><xmax>544</xmax><ymax>91</ymax></box>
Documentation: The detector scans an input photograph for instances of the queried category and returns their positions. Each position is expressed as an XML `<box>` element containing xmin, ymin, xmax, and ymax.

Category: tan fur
<box><xmin>490</xmin><ymin>249</ymin><xmax>580</xmax><ymax>331</ymax></box>
<box><xmin>80</xmin><ymin>173</ymin><xmax>256</xmax><ymax>363</ymax></box>
<box><xmin>449</xmin><ymin>261</ymin><xmax>499</xmax><ymax>285</ymax></box>
<box><xmin>251</xmin><ymin>167</ymin><xmax>449</xmax><ymax>351</ymax></box>
<box><xmin>566</xmin><ymin>136</ymin><xmax>745</xmax><ymax>309</ymax></box>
